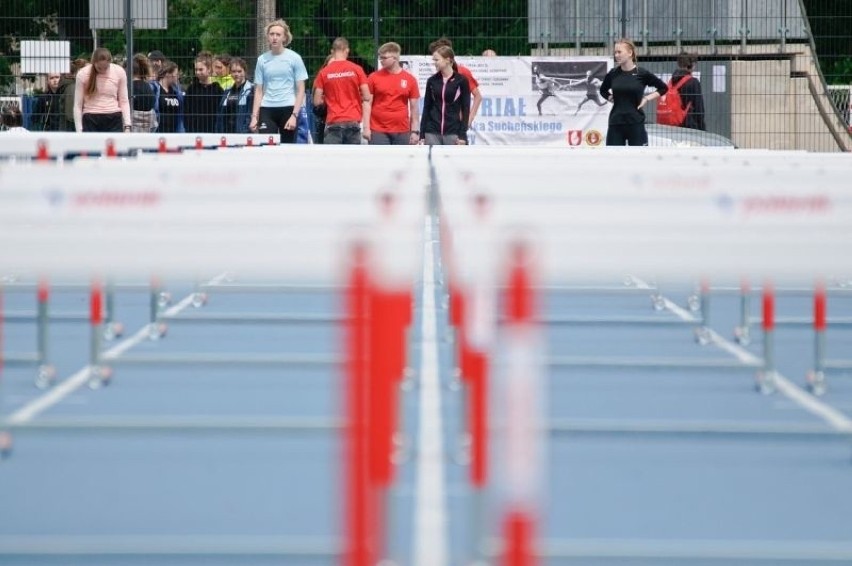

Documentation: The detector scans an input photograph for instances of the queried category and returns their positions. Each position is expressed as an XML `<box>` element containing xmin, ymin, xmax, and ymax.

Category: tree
<box><xmin>802</xmin><ymin>0</ymin><xmax>852</xmax><ymax>84</ymax></box>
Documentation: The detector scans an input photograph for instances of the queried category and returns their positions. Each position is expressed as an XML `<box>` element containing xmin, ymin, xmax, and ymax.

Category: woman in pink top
<box><xmin>74</xmin><ymin>48</ymin><xmax>131</xmax><ymax>133</ymax></box>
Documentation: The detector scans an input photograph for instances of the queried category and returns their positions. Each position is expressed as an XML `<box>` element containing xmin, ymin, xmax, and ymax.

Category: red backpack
<box><xmin>656</xmin><ymin>74</ymin><xmax>692</xmax><ymax>127</ymax></box>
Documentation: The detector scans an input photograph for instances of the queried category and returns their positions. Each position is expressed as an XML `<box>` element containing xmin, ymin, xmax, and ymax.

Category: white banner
<box><xmin>21</xmin><ymin>41</ymin><xmax>71</xmax><ymax>75</ymax></box>
<box><xmin>400</xmin><ymin>56</ymin><xmax>612</xmax><ymax>146</ymax></box>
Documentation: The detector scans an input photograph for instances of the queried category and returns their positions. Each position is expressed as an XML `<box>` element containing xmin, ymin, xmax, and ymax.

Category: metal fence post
<box><xmin>373</xmin><ymin>0</ymin><xmax>380</xmax><ymax>59</ymax></box>
<box><xmin>674</xmin><ymin>0</ymin><xmax>683</xmax><ymax>52</ymax></box>
<box><xmin>257</xmin><ymin>0</ymin><xmax>275</xmax><ymax>56</ymax></box>
<box><xmin>739</xmin><ymin>0</ymin><xmax>750</xmax><ymax>53</ymax></box>
<box><xmin>573</xmin><ymin>0</ymin><xmax>582</xmax><ymax>54</ymax></box>
<box><xmin>125</xmin><ymin>0</ymin><xmax>134</xmax><ymax>106</ymax></box>
<box><xmin>709</xmin><ymin>0</ymin><xmax>719</xmax><ymax>54</ymax></box>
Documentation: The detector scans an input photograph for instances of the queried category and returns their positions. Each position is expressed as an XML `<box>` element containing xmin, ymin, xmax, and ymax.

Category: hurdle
<box><xmin>1</xmin><ymin>276</ymin><xmax>181</xmax><ymax>388</ymax></box>
<box><xmin>0</xmin><ymin>144</ymin><xmax>426</xmax><ymax>565</ymax></box>
<box><xmin>0</xmin><ymin>277</ymin><xmax>159</xmax><ymax>343</ymax></box>
<box><xmin>694</xmin><ymin>279</ymin><xmax>852</xmax><ymax>396</ymax></box>
<box><xmin>497</xmin><ymin>242</ymin><xmax>544</xmax><ymax>566</ymax></box>
<box><xmin>1</xmin><ymin>242</ymin><xmax>412</xmax><ymax>563</ymax></box>
<box><xmin>0</xmin><ymin>132</ymin><xmax>275</xmax><ymax>162</ymax></box>
<box><xmin>138</xmin><ymin>275</ymin><xmax>342</xmax><ymax>345</ymax></box>
<box><xmin>0</xmin><ymin>279</ymin><xmax>56</xmax><ymax>388</ymax></box>
<box><xmin>431</xmin><ymin>145</ymin><xmax>852</xmax><ymax>565</ymax></box>
<box><xmin>4</xmin><ymin>140</ymin><xmax>852</xmax><ymax>564</ymax></box>
<box><xmin>725</xmin><ymin>280</ymin><xmax>852</xmax><ymax>345</ymax></box>
<box><xmin>807</xmin><ymin>281</ymin><xmax>852</xmax><ymax>395</ymax></box>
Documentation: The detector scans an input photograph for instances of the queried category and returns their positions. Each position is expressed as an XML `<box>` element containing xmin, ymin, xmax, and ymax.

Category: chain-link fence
<box><xmin>2</xmin><ymin>0</ymin><xmax>851</xmax><ymax>149</ymax></box>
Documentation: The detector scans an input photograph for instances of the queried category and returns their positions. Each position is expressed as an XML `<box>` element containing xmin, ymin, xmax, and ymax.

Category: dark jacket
<box><xmin>34</xmin><ymin>88</ymin><xmax>61</xmax><ymax>131</ymax></box>
<box><xmin>184</xmin><ymin>80</ymin><xmax>224</xmax><ymax>133</ymax></box>
<box><xmin>420</xmin><ymin>70</ymin><xmax>471</xmax><ymax>142</ymax></box>
<box><xmin>215</xmin><ymin>80</ymin><xmax>254</xmax><ymax>134</ymax></box>
<box><xmin>57</xmin><ymin>76</ymin><xmax>76</xmax><ymax>131</ymax></box>
<box><xmin>152</xmin><ymin>80</ymin><xmax>186</xmax><ymax>133</ymax></box>
<box><xmin>671</xmin><ymin>69</ymin><xmax>706</xmax><ymax>131</ymax></box>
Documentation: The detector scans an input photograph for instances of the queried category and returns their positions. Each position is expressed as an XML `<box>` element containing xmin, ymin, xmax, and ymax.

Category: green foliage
<box><xmin>196</xmin><ymin>0</ymin><xmax>250</xmax><ymax>55</ymax></box>
<box><xmin>0</xmin><ymin>55</ymin><xmax>13</xmax><ymax>92</ymax></box>
<box><xmin>802</xmin><ymin>0</ymin><xmax>852</xmax><ymax>84</ymax></box>
<box><xmin>2</xmin><ymin>0</ymin><xmax>528</xmax><ymax>73</ymax></box>
<box><xmin>3</xmin><ymin>1</ymin><xmax>849</xmax><ymax>85</ymax></box>
<box><xmin>824</xmin><ymin>57</ymin><xmax>852</xmax><ymax>85</ymax></box>
<box><xmin>279</xmin><ymin>0</ymin><xmax>527</xmax><ymax>71</ymax></box>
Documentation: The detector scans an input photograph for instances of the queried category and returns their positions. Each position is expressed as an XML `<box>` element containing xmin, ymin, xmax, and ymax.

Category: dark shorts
<box><xmin>606</xmin><ymin>122</ymin><xmax>648</xmax><ymax>146</ymax></box>
<box><xmin>424</xmin><ymin>132</ymin><xmax>460</xmax><ymax>146</ymax></box>
<box><xmin>324</xmin><ymin>121</ymin><xmax>362</xmax><ymax>145</ymax></box>
<box><xmin>258</xmin><ymin>106</ymin><xmax>296</xmax><ymax>144</ymax></box>
<box><xmin>82</xmin><ymin>112</ymin><xmax>123</xmax><ymax>133</ymax></box>
<box><xmin>370</xmin><ymin>131</ymin><xmax>411</xmax><ymax>145</ymax></box>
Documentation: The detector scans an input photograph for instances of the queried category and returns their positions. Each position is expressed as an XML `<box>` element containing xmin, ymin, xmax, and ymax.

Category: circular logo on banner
<box><xmin>585</xmin><ymin>130</ymin><xmax>603</xmax><ymax>146</ymax></box>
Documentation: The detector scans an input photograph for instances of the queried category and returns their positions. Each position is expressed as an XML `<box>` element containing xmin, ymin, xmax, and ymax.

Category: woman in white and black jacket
<box><xmin>216</xmin><ymin>57</ymin><xmax>254</xmax><ymax>134</ymax></box>
<box><xmin>419</xmin><ymin>45</ymin><xmax>470</xmax><ymax>145</ymax></box>
<box><xmin>599</xmin><ymin>38</ymin><xmax>668</xmax><ymax>146</ymax></box>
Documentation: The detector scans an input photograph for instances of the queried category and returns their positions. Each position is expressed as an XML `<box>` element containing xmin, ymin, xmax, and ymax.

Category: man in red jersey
<box><xmin>428</xmin><ymin>37</ymin><xmax>482</xmax><ymax>127</ymax></box>
<box><xmin>367</xmin><ymin>42</ymin><xmax>421</xmax><ymax>145</ymax></box>
<box><xmin>313</xmin><ymin>37</ymin><xmax>372</xmax><ymax>144</ymax></box>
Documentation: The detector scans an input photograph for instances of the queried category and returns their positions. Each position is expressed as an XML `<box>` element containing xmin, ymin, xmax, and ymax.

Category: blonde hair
<box><xmin>616</xmin><ymin>38</ymin><xmax>638</xmax><ymax>63</ymax></box>
<box><xmin>265</xmin><ymin>19</ymin><xmax>293</xmax><ymax>47</ymax></box>
<box><xmin>378</xmin><ymin>42</ymin><xmax>401</xmax><ymax>56</ymax></box>
<box><xmin>331</xmin><ymin>37</ymin><xmax>349</xmax><ymax>52</ymax></box>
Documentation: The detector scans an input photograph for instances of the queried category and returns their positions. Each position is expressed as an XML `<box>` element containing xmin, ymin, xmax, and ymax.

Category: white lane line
<box><xmin>7</xmin><ymin>275</ymin><xmax>228</xmax><ymax>425</ymax></box>
<box><xmin>629</xmin><ymin>276</ymin><xmax>852</xmax><ymax>432</ymax></box>
<box><xmin>413</xmin><ymin>215</ymin><xmax>448</xmax><ymax>566</ymax></box>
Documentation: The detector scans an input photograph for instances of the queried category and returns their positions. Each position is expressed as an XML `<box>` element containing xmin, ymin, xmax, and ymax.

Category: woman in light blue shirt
<box><xmin>250</xmin><ymin>19</ymin><xmax>308</xmax><ymax>143</ymax></box>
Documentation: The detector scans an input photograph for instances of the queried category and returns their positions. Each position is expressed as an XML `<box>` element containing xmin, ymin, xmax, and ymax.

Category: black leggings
<box><xmin>606</xmin><ymin>123</ymin><xmax>648</xmax><ymax>146</ymax></box>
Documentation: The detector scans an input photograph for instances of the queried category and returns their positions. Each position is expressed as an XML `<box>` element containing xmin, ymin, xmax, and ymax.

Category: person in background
<box><xmin>251</xmin><ymin>19</ymin><xmax>308</xmax><ymax>144</ymax></box>
<box><xmin>428</xmin><ymin>37</ymin><xmax>481</xmax><ymax>127</ymax></box>
<box><xmin>1</xmin><ymin>104</ymin><xmax>28</xmax><ymax>132</ymax></box>
<box><xmin>57</xmin><ymin>59</ymin><xmax>86</xmax><ymax>132</ymax></box>
<box><xmin>215</xmin><ymin>57</ymin><xmax>254</xmax><ymax>133</ymax></box>
<box><xmin>184</xmin><ymin>54</ymin><xmax>223</xmax><ymax>133</ymax></box>
<box><xmin>212</xmin><ymin>54</ymin><xmax>235</xmax><ymax>90</ymax></box>
<box><xmin>34</xmin><ymin>73</ymin><xmax>61</xmax><ymax>131</ymax></box>
<box><xmin>130</xmin><ymin>54</ymin><xmax>157</xmax><ymax>132</ymax></box>
<box><xmin>153</xmin><ymin>61</ymin><xmax>185</xmax><ymax>133</ymax></box>
<box><xmin>420</xmin><ymin>45</ymin><xmax>470</xmax><ymax>145</ymax></box>
<box><xmin>599</xmin><ymin>38</ymin><xmax>668</xmax><ymax>146</ymax></box>
<box><xmin>482</xmin><ymin>48</ymin><xmax>497</xmax><ymax>57</ymax></box>
<box><xmin>73</xmin><ymin>48</ymin><xmax>131</xmax><ymax>133</ymax></box>
<box><xmin>671</xmin><ymin>52</ymin><xmax>706</xmax><ymax>131</ymax></box>
<box><xmin>310</xmin><ymin>54</ymin><xmax>332</xmax><ymax>144</ymax></box>
<box><xmin>367</xmin><ymin>41</ymin><xmax>420</xmax><ymax>145</ymax></box>
<box><xmin>313</xmin><ymin>37</ymin><xmax>371</xmax><ymax>144</ymax></box>
<box><xmin>147</xmin><ymin>50</ymin><xmax>166</xmax><ymax>81</ymax></box>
